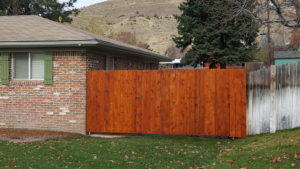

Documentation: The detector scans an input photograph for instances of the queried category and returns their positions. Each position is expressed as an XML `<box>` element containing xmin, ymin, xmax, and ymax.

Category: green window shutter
<box><xmin>0</xmin><ymin>53</ymin><xmax>9</xmax><ymax>85</ymax></box>
<box><xmin>44</xmin><ymin>52</ymin><xmax>53</xmax><ymax>85</ymax></box>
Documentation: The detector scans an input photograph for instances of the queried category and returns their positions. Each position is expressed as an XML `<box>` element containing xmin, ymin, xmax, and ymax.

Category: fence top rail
<box><xmin>248</xmin><ymin>61</ymin><xmax>300</xmax><ymax>75</ymax></box>
<box><xmin>88</xmin><ymin>69</ymin><xmax>246</xmax><ymax>73</ymax></box>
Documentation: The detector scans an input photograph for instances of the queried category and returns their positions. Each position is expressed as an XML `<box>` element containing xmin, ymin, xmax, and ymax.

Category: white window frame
<box><xmin>12</xmin><ymin>52</ymin><xmax>44</xmax><ymax>81</ymax></box>
<box><xmin>106</xmin><ymin>56</ymin><xmax>115</xmax><ymax>70</ymax></box>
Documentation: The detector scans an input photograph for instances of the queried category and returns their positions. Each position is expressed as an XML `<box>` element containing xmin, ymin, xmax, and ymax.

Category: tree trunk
<box><xmin>11</xmin><ymin>0</ymin><xmax>18</xmax><ymax>15</ymax></box>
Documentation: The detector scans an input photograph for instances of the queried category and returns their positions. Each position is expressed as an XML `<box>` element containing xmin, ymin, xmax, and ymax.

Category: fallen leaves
<box><xmin>5</xmin><ymin>164</ymin><xmax>13</xmax><ymax>168</ymax></box>
<box><xmin>48</xmin><ymin>146</ymin><xmax>55</xmax><ymax>150</ymax></box>
<box><xmin>269</xmin><ymin>152</ymin><xmax>298</xmax><ymax>168</ymax></box>
<box><xmin>271</xmin><ymin>156</ymin><xmax>282</xmax><ymax>163</ymax></box>
<box><xmin>294</xmin><ymin>152</ymin><xmax>299</xmax><ymax>160</ymax></box>
<box><xmin>92</xmin><ymin>155</ymin><xmax>97</xmax><ymax>160</ymax></box>
<box><xmin>217</xmin><ymin>146</ymin><xmax>235</xmax><ymax>158</ymax></box>
<box><xmin>226</xmin><ymin>159</ymin><xmax>234</xmax><ymax>163</ymax></box>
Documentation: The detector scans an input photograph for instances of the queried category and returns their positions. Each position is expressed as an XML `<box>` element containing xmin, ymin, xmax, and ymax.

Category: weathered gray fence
<box><xmin>247</xmin><ymin>62</ymin><xmax>300</xmax><ymax>135</ymax></box>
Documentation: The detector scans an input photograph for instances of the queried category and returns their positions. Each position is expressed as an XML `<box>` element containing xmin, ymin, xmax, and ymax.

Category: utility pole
<box><xmin>267</xmin><ymin>1</ymin><xmax>271</xmax><ymax>44</ymax></box>
<box><xmin>294</xmin><ymin>0</ymin><xmax>300</xmax><ymax>19</ymax></box>
<box><xmin>267</xmin><ymin>0</ymin><xmax>272</xmax><ymax>65</ymax></box>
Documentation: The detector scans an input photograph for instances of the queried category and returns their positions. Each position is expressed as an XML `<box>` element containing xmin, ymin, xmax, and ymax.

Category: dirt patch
<box><xmin>0</xmin><ymin>129</ymin><xmax>85</xmax><ymax>143</ymax></box>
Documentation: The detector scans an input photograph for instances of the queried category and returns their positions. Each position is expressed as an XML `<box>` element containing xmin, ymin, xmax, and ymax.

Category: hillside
<box><xmin>71</xmin><ymin>0</ymin><xmax>297</xmax><ymax>61</ymax></box>
<box><xmin>71</xmin><ymin>0</ymin><xmax>184</xmax><ymax>57</ymax></box>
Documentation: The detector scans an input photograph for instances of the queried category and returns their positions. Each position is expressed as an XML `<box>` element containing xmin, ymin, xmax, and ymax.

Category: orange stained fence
<box><xmin>87</xmin><ymin>69</ymin><xmax>246</xmax><ymax>138</ymax></box>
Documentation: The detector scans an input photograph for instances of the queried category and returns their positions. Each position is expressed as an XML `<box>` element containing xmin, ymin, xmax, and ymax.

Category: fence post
<box><xmin>270</xmin><ymin>65</ymin><xmax>277</xmax><ymax>133</ymax></box>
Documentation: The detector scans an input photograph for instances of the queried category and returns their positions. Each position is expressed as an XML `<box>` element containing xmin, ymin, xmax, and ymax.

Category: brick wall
<box><xmin>0</xmin><ymin>51</ymin><xmax>87</xmax><ymax>133</ymax></box>
<box><xmin>86</xmin><ymin>51</ymin><xmax>106</xmax><ymax>70</ymax></box>
<box><xmin>87</xmin><ymin>50</ymin><xmax>159</xmax><ymax>70</ymax></box>
<box><xmin>114</xmin><ymin>56</ymin><xmax>159</xmax><ymax>70</ymax></box>
<box><xmin>114</xmin><ymin>56</ymin><xmax>147</xmax><ymax>70</ymax></box>
<box><xmin>0</xmin><ymin>50</ymin><xmax>160</xmax><ymax>134</ymax></box>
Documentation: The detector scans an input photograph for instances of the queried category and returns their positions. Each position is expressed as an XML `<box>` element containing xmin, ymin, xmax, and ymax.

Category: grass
<box><xmin>0</xmin><ymin>129</ymin><xmax>300</xmax><ymax>169</ymax></box>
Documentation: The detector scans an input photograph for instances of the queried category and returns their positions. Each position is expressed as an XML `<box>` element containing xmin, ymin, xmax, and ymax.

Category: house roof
<box><xmin>0</xmin><ymin>15</ymin><xmax>171</xmax><ymax>61</ymax></box>
<box><xmin>274</xmin><ymin>51</ymin><xmax>300</xmax><ymax>59</ymax></box>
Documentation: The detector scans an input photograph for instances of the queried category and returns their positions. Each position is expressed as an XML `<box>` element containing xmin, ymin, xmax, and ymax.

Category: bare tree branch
<box><xmin>226</xmin><ymin>0</ymin><xmax>300</xmax><ymax>27</ymax></box>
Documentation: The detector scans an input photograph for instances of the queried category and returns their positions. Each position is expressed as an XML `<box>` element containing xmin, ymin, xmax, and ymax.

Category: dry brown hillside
<box><xmin>71</xmin><ymin>0</ymin><xmax>184</xmax><ymax>57</ymax></box>
<box><xmin>71</xmin><ymin>0</ymin><xmax>298</xmax><ymax>60</ymax></box>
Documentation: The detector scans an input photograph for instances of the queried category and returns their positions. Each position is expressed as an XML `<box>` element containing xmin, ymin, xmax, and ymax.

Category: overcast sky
<box><xmin>59</xmin><ymin>0</ymin><xmax>106</xmax><ymax>8</ymax></box>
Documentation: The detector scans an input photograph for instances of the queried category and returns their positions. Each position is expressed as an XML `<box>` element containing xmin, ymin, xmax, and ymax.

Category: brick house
<box><xmin>0</xmin><ymin>16</ymin><xmax>171</xmax><ymax>134</ymax></box>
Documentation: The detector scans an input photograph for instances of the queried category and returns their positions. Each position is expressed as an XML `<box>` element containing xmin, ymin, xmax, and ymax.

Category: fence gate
<box><xmin>87</xmin><ymin>69</ymin><xmax>246</xmax><ymax>138</ymax></box>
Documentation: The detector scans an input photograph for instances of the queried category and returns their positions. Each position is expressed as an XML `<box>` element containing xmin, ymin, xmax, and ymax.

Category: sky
<box><xmin>59</xmin><ymin>0</ymin><xmax>107</xmax><ymax>8</ymax></box>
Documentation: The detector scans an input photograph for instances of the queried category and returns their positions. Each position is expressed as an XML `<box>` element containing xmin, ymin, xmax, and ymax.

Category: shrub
<box><xmin>164</xmin><ymin>44</ymin><xmax>188</xmax><ymax>59</ymax></box>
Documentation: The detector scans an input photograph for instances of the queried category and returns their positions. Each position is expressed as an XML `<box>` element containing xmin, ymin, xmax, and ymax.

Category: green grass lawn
<box><xmin>1</xmin><ymin>129</ymin><xmax>300</xmax><ymax>169</ymax></box>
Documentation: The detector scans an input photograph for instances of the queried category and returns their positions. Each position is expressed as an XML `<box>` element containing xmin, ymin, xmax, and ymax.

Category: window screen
<box><xmin>31</xmin><ymin>53</ymin><xmax>45</xmax><ymax>80</ymax></box>
<box><xmin>106</xmin><ymin>56</ymin><xmax>115</xmax><ymax>70</ymax></box>
<box><xmin>14</xmin><ymin>52</ymin><xmax>29</xmax><ymax>79</ymax></box>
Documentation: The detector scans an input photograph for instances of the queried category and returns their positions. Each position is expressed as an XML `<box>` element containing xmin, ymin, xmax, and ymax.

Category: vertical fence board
<box><xmin>135</xmin><ymin>71</ymin><xmax>144</xmax><ymax>133</ymax></box>
<box><xmin>195</xmin><ymin>70</ymin><xmax>205</xmax><ymax>135</ymax></box>
<box><xmin>159</xmin><ymin>70</ymin><xmax>171</xmax><ymax>134</ymax></box>
<box><xmin>203</xmin><ymin>70</ymin><xmax>216</xmax><ymax>136</ymax></box>
<box><xmin>87</xmin><ymin>69</ymin><xmax>246</xmax><ymax>137</ymax></box>
<box><xmin>215</xmin><ymin>70</ymin><xmax>230</xmax><ymax>136</ymax></box>
<box><xmin>235</xmin><ymin>70</ymin><xmax>247</xmax><ymax>137</ymax></box>
<box><xmin>187</xmin><ymin>70</ymin><xmax>197</xmax><ymax>135</ymax></box>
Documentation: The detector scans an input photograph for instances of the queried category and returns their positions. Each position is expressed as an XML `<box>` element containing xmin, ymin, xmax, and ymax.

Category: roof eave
<box><xmin>0</xmin><ymin>40</ymin><xmax>98</xmax><ymax>48</ymax></box>
<box><xmin>96</xmin><ymin>39</ymin><xmax>172</xmax><ymax>62</ymax></box>
<box><xmin>0</xmin><ymin>40</ymin><xmax>172</xmax><ymax>62</ymax></box>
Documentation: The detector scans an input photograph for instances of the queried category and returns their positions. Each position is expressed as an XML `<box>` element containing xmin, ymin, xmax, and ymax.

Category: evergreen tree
<box><xmin>0</xmin><ymin>0</ymin><xmax>78</xmax><ymax>23</ymax></box>
<box><xmin>173</xmin><ymin>0</ymin><xmax>259</xmax><ymax>67</ymax></box>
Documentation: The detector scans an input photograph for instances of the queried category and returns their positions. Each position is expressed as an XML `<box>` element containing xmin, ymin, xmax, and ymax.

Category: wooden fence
<box><xmin>87</xmin><ymin>69</ymin><xmax>246</xmax><ymax>138</ymax></box>
<box><xmin>247</xmin><ymin>62</ymin><xmax>300</xmax><ymax>135</ymax></box>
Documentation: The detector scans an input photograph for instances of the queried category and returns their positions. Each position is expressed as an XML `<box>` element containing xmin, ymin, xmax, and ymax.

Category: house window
<box><xmin>106</xmin><ymin>56</ymin><xmax>114</xmax><ymax>70</ymax></box>
<box><xmin>13</xmin><ymin>52</ymin><xmax>45</xmax><ymax>80</ymax></box>
<box><xmin>145</xmin><ymin>63</ymin><xmax>152</xmax><ymax>70</ymax></box>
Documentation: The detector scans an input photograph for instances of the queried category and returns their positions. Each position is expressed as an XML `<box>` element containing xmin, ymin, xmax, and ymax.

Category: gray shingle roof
<box><xmin>274</xmin><ymin>51</ymin><xmax>300</xmax><ymax>59</ymax></box>
<box><xmin>0</xmin><ymin>15</ymin><xmax>171</xmax><ymax>61</ymax></box>
<box><xmin>0</xmin><ymin>15</ymin><xmax>95</xmax><ymax>41</ymax></box>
